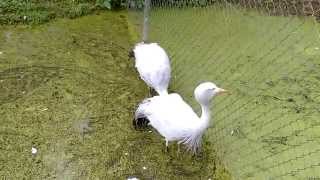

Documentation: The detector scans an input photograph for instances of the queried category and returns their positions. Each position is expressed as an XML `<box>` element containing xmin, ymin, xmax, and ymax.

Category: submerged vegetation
<box><xmin>0</xmin><ymin>11</ymin><xmax>230</xmax><ymax>179</ymax></box>
<box><xmin>148</xmin><ymin>6</ymin><xmax>320</xmax><ymax>179</ymax></box>
<box><xmin>0</xmin><ymin>1</ymin><xmax>232</xmax><ymax>179</ymax></box>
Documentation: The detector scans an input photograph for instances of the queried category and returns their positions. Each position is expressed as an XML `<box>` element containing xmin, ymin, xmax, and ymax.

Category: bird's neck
<box><xmin>158</xmin><ymin>90</ymin><xmax>168</xmax><ymax>96</ymax></box>
<box><xmin>199</xmin><ymin>103</ymin><xmax>211</xmax><ymax>130</ymax></box>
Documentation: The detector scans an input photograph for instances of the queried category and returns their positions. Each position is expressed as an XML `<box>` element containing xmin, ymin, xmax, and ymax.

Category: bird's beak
<box><xmin>217</xmin><ymin>88</ymin><xmax>229</xmax><ymax>95</ymax></box>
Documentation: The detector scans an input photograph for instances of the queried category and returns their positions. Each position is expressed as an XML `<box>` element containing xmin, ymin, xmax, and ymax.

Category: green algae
<box><xmin>147</xmin><ymin>5</ymin><xmax>320</xmax><ymax>179</ymax></box>
<box><xmin>0</xmin><ymin>11</ymin><xmax>229</xmax><ymax>179</ymax></box>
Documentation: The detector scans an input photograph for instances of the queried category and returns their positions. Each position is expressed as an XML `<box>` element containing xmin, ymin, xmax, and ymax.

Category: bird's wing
<box><xmin>165</xmin><ymin>94</ymin><xmax>199</xmax><ymax>124</ymax></box>
<box><xmin>135</xmin><ymin>97</ymin><xmax>153</xmax><ymax>120</ymax></box>
<box><xmin>133</xmin><ymin>43</ymin><xmax>171</xmax><ymax>94</ymax></box>
<box><xmin>139</xmin><ymin>93</ymin><xmax>200</xmax><ymax>140</ymax></box>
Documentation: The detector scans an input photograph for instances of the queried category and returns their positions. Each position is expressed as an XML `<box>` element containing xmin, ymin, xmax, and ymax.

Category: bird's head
<box><xmin>194</xmin><ymin>82</ymin><xmax>227</xmax><ymax>105</ymax></box>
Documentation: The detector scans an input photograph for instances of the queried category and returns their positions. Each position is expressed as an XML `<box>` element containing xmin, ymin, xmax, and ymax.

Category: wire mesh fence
<box><xmin>128</xmin><ymin>0</ymin><xmax>320</xmax><ymax>179</ymax></box>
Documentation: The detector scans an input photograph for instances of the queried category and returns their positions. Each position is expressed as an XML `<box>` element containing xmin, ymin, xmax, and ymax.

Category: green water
<box><xmin>0</xmin><ymin>11</ymin><xmax>230</xmax><ymax>179</ymax></box>
<box><xmin>147</xmin><ymin>6</ymin><xmax>320</xmax><ymax>179</ymax></box>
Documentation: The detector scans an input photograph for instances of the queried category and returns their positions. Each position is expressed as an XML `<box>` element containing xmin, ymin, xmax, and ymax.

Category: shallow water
<box><xmin>146</xmin><ymin>6</ymin><xmax>320</xmax><ymax>179</ymax></box>
<box><xmin>0</xmin><ymin>11</ymin><xmax>229</xmax><ymax>179</ymax></box>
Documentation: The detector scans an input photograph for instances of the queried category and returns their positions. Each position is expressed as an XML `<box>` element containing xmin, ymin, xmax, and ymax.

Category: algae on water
<box><xmin>0</xmin><ymin>11</ymin><xmax>230</xmax><ymax>179</ymax></box>
<box><xmin>147</xmin><ymin>6</ymin><xmax>320</xmax><ymax>179</ymax></box>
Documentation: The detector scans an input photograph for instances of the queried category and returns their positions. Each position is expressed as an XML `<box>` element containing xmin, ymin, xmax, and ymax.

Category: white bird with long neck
<box><xmin>134</xmin><ymin>82</ymin><xmax>227</xmax><ymax>153</ymax></box>
<box><xmin>133</xmin><ymin>42</ymin><xmax>171</xmax><ymax>96</ymax></box>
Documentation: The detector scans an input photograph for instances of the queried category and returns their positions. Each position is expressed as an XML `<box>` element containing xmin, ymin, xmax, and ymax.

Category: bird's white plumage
<box><xmin>135</xmin><ymin>82</ymin><xmax>226</xmax><ymax>153</ymax></box>
<box><xmin>136</xmin><ymin>94</ymin><xmax>199</xmax><ymax>140</ymax></box>
<box><xmin>133</xmin><ymin>42</ymin><xmax>171</xmax><ymax>96</ymax></box>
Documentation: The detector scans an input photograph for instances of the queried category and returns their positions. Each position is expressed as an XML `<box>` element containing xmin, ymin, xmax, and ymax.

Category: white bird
<box><xmin>133</xmin><ymin>42</ymin><xmax>171</xmax><ymax>96</ymax></box>
<box><xmin>134</xmin><ymin>82</ymin><xmax>227</xmax><ymax>153</ymax></box>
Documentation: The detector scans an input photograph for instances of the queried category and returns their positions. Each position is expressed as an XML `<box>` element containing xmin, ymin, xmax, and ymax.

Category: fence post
<box><xmin>142</xmin><ymin>0</ymin><xmax>151</xmax><ymax>42</ymax></box>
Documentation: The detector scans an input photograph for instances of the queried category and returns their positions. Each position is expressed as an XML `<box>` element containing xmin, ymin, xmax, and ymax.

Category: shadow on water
<box><xmin>0</xmin><ymin>11</ymin><xmax>230</xmax><ymax>179</ymax></box>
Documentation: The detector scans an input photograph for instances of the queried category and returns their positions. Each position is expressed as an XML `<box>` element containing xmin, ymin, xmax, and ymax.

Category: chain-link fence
<box><xmin>128</xmin><ymin>0</ymin><xmax>320</xmax><ymax>179</ymax></box>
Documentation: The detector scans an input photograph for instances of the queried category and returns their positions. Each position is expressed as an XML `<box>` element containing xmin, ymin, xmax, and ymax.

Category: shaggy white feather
<box><xmin>135</xmin><ymin>82</ymin><xmax>227</xmax><ymax>153</ymax></box>
<box><xmin>133</xmin><ymin>42</ymin><xmax>171</xmax><ymax>96</ymax></box>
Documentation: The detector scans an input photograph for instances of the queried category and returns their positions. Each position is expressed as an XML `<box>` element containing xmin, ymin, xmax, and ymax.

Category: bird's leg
<box><xmin>148</xmin><ymin>88</ymin><xmax>151</xmax><ymax>97</ymax></box>
<box><xmin>165</xmin><ymin>139</ymin><xmax>169</xmax><ymax>153</ymax></box>
<box><xmin>174</xmin><ymin>143</ymin><xmax>180</xmax><ymax>157</ymax></box>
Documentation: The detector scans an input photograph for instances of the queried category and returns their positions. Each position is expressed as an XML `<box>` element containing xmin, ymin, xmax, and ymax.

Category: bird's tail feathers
<box><xmin>178</xmin><ymin>132</ymin><xmax>203</xmax><ymax>154</ymax></box>
<box><xmin>133</xmin><ymin>98</ymin><xmax>151</xmax><ymax>129</ymax></box>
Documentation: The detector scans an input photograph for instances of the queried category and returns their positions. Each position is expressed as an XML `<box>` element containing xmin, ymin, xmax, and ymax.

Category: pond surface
<box><xmin>0</xmin><ymin>11</ymin><xmax>229</xmax><ymax>179</ymax></box>
<box><xmin>147</xmin><ymin>6</ymin><xmax>320</xmax><ymax>179</ymax></box>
